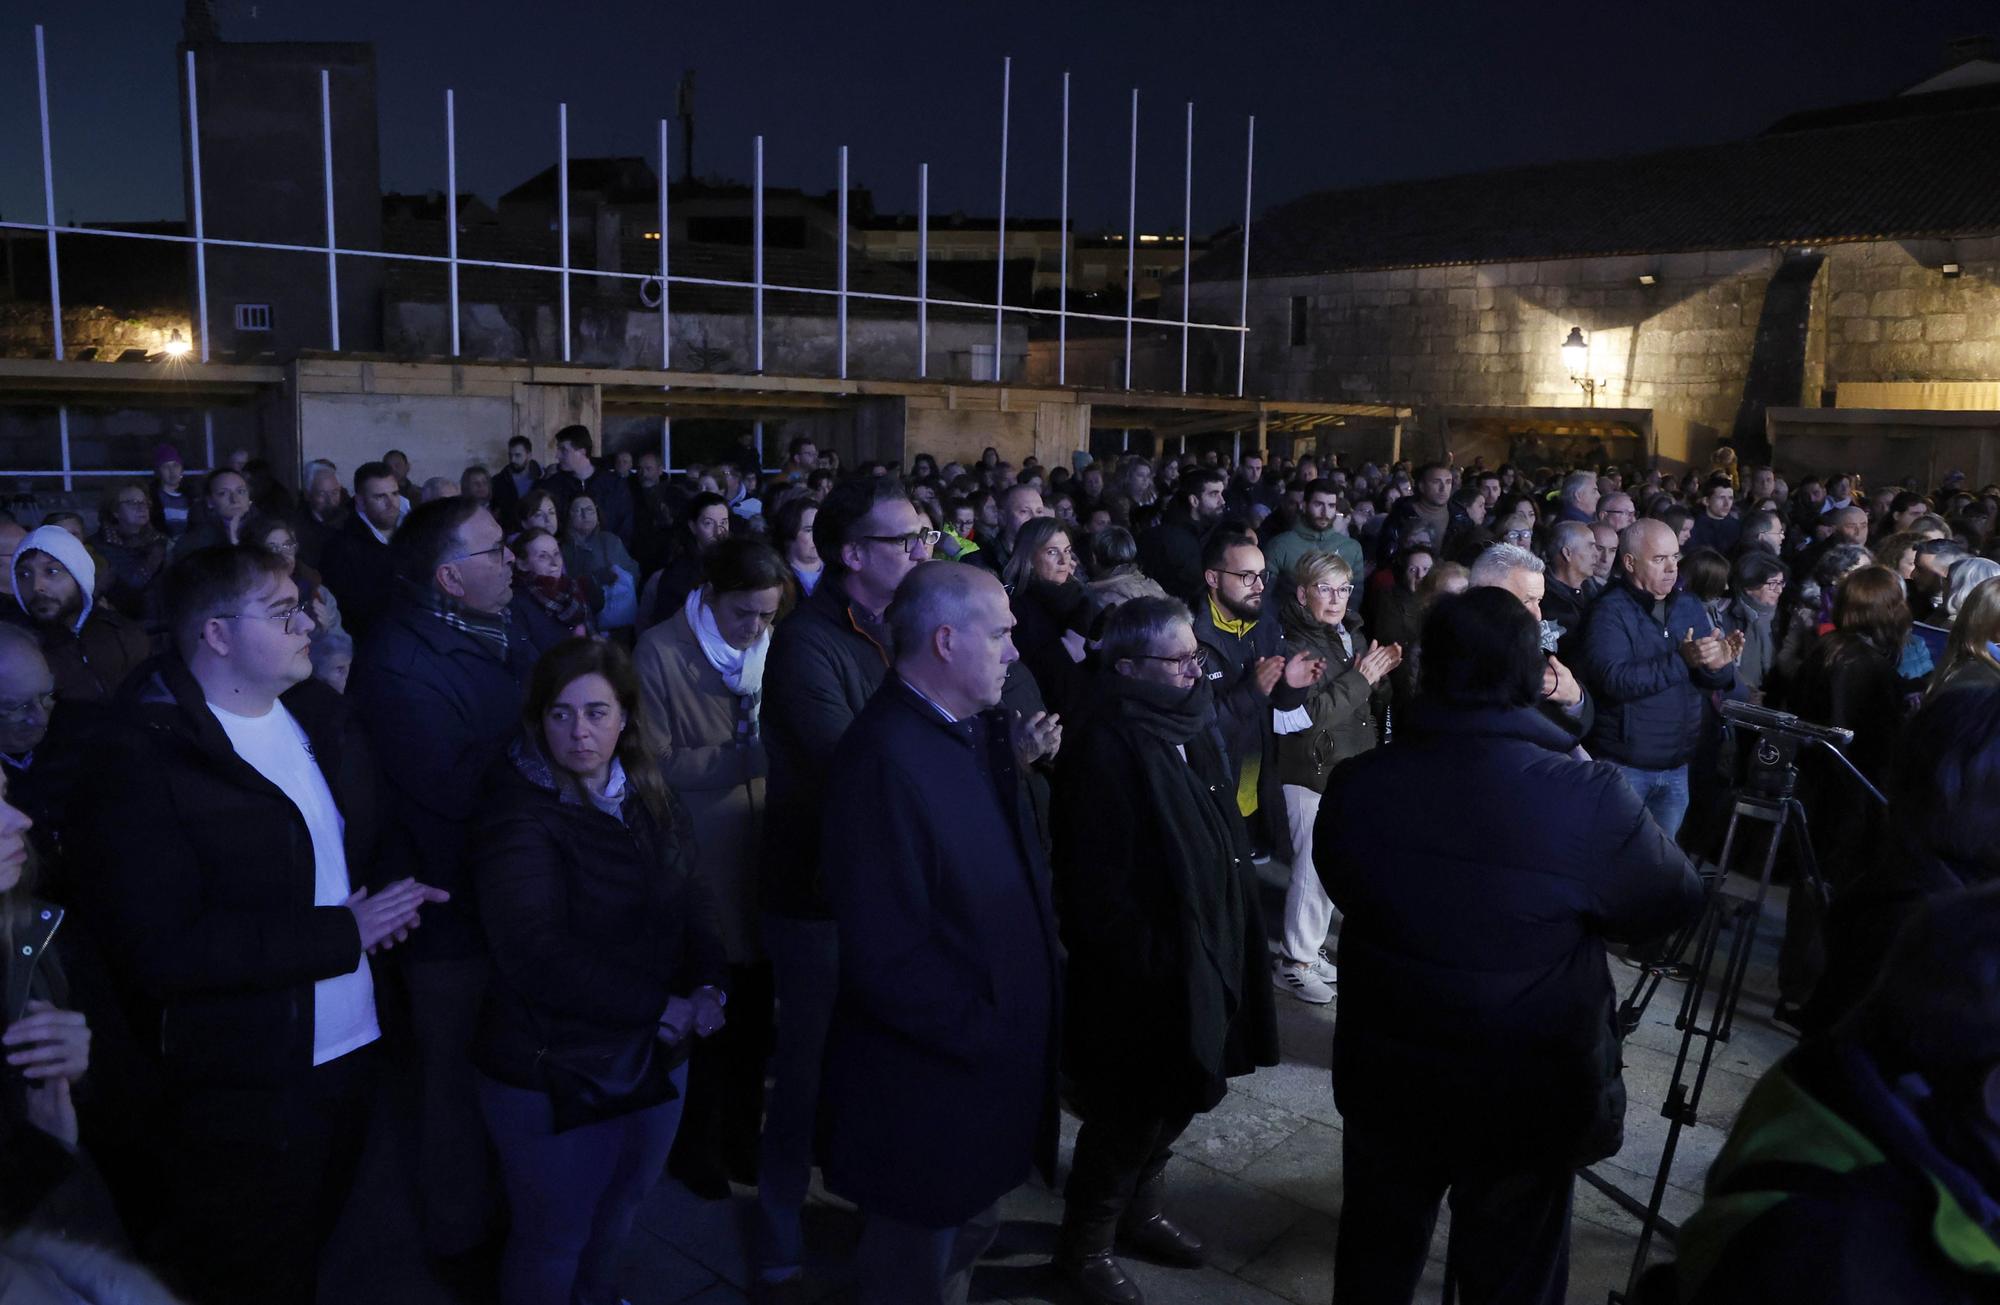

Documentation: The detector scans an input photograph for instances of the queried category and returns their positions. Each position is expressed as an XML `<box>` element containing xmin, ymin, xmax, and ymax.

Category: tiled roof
<box><xmin>1191</xmin><ymin>85</ymin><xmax>2000</xmax><ymax>281</ymax></box>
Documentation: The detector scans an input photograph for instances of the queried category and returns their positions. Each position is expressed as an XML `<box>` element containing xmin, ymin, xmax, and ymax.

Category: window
<box><xmin>235</xmin><ymin>303</ymin><xmax>273</xmax><ymax>332</ymax></box>
<box><xmin>1289</xmin><ymin>296</ymin><xmax>1309</xmax><ymax>347</ymax></box>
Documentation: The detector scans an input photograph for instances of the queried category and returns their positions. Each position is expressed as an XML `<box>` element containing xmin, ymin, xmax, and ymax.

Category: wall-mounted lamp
<box><xmin>1561</xmin><ymin>325</ymin><xmax>1601</xmax><ymax>406</ymax></box>
<box><xmin>1637</xmin><ymin>273</ymin><xmax>1658</xmax><ymax>287</ymax></box>
<box><xmin>1942</xmin><ymin>262</ymin><xmax>1963</xmax><ymax>279</ymax></box>
<box><xmin>161</xmin><ymin>329</ymin><xmax>191</xmax><ymax>358</ymax></box>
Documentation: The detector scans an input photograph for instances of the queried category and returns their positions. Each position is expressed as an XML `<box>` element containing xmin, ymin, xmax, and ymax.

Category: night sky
<box><xmin>3</xmin><ymin>0</ymin><xmax>1996</xmax><ymax>237</ymax></box>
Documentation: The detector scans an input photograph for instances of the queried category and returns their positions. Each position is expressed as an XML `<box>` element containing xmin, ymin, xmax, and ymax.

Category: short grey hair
<box><xmin>0</xmin><ymin>621</ymin><xmax>48</xmax><ymax>668</ymax></box>
<box><xmin>887</xmin><ymin>560</ymin><xmax>1002</xmax><ymax>662</ymax></box>
<box><xmin>1469</xmin><ymin>543</ymin><xmax>1545</xmax><ymax>589</ymax></box>
<box><xmin>1561</xmin><ymin>470</ymin><xmax>1597</xmax><ymax>506</ymax></box>
<box><xmin>1099</xmin><ymin>595</ymin><xmax>1194</xmax><ymax>668</ymax></box>
<box><xmin>1549</xmin><ymin>521</ymin><xmax>1595</xmax><ymax>562</ymax></box>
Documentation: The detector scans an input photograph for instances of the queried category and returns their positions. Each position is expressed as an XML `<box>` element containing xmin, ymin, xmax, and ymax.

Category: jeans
<box><xmin>753</xmin><ymin>913</ymin><xmax>841</xmax><ymax>1282</ymax></box>
<box><xmin>1334</xmin><ymin>1126</ymin><xmax>1573</xmax><ymax>1305</ymax></box>
<box><xmin>1279</xmin><ymin>783</ymin><xmax>1339</xmax><ymax>965</ymax></box>
<box><xmin>1614</xmin><ymin>763</ymin><xmax>1691</xmax><ymax>839</ymax></box>
<box><xmin>478</xmin><ymin>1063</ymin><xmax>688</xmax><ymax>1305</ymax></box>
<box><xmin>854</xmin><ymin>1203</ymin><xmax>1000</xmax><ymax>1305</ymax></box>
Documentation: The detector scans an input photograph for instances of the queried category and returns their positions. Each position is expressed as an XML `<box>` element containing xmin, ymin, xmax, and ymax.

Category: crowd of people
<box><xmin>2</xmin><ymin>426</ymin><xmax>1999</xmax><ymax>1305</ymax></box>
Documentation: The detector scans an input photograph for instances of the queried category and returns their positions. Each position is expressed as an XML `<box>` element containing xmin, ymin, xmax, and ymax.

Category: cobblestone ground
<box><xmin>323</xmin><ymin>860</ymin><xmax>1796</xmax><ymax>1305</ymax></box>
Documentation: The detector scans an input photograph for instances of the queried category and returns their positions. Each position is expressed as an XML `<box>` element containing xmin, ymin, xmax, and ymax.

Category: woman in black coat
<box><xmin>469</xmin><ymin>638</ymin><xmax>727</xmax><ymax>1305</ymax></box>
<box><xmin>1315</xmin><ymin>589</ymin><xmax>1703</xmax><ymax>1304</ymax></box>
<box><xmin>1049</xmin><ymin>597</ymin><xmax>1279</xmax><ymax>1303</ymax></box>
<box><xmin>1003</xmin><ymin>517</ymin><xmax>1096</xmax><ymax>723</ymax></box>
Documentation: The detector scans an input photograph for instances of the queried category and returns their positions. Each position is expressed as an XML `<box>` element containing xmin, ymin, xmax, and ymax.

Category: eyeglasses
<box><xmin>1216</xmin><ymin>567</ymin><xmax>1271</xmax><ymax>589</ymax></box>
<box><xmin>218</xmin><ymin>603</ymin><xmax>312</xmax><ymax>635</ymax></box>
<box><xmin>264</xmin><ymin>538</ymin><xmax>298</xmax><ymax>555</ymax></box>
<box><xmin>1503</xmin><ymin>529</ymin><xmax>1534</xmax><ymax>545</ymax></box>
<box><xmin>1310</xmin><ymin>583</ymin><xmax>1354</xmax><ymax>600</ymax></box>
<box><xmin>862</xmin><ymin>529</ymin><xmax>941</xmax><ymax>556</ymax></box>
<box><xmin>1130</xmin><ymin>652</ymin><xmax>1203</xmax><ymax>674</ymax></box>
<box><xmin>0</xmin><ymin>690</ymin><xmax>56</xmax><ymax>722</ymax></box>
<box><xmin>450</xmin><ymin>542</ymin><xmax>509</xmax><ymax>563</ymax></box>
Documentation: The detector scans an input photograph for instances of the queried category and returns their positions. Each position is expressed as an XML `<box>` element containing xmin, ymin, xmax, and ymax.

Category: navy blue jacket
<box><xmin>348</xmin><ymin>595</ymin><xmax>537</xmax><ymax>959</ymax></box>
<box><xmin>817</xmin><ymin>680</ymin><xmax>1062</xmax><ymax>1228</ymax></box>
<box><xmin>1317</xmin><ymin>704</ymin><xmax>1704</xmax><ymax>1167</ymax></box>
<box><xmin>1579</xmin><ymin>579</ymin><xmax>1734</xmax><ymax>769</ymax></box>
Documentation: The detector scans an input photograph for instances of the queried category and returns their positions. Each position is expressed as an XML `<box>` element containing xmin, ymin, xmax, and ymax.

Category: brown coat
<box><xmin>634</xmin><ymin>608</ymin><xmax>767</xmax><ymax>964</ymax></box>
<box><xmin>39</xmin><ymin>609</ymin><xmax>150</xmax><ymax>704</ymax></box>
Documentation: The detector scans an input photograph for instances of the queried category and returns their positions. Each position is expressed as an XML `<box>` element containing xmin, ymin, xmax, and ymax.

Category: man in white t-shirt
<box><xmin>75</xmin><ymin>544</ymin><xmax>447</xmax><ymax>1305</ymax></box>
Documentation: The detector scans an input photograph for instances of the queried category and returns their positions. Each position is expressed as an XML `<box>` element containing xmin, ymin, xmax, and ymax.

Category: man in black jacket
<box><xmin>539</xmin><ymin>424</ymin><xmax>634</xmax><ymax>548</ymax></box>
<box><xmin>819</xmin><ymin>562</ymin><xmax>1062</xmax><ymax>1305</ymax></box>
<box><xmin>348</xmin><ymin>498</ymin><xmax>535</xmax><ymax>1270</ymax></box>
<box><xmin>1138</xmin><ymin>468</ymin><xmax>1225</xmax><ymax>608</ymax></box>
<box><xmin>74</xmin><ymin>546</ymin><xmax>446</xmax><ymax>1305</ymax></box>
<box><xmin>318</xmin><ymin>461</ymin><xmax>404</xmax><ymax>642</ymax></box>
<box><xmin>1317</xmin><ymin>589</ymin><xmax>1703</xmax><ymax>1305</ymax></box>
<box><xmin>487</xmin><ymin>435</ymin><xmax>541</xmax><ymax>529</ymax></box>
<box><xmin>754</xmin><ymin>476</ymin><xmax>934</xmax><ymax>1292</ymax></box>
<box><xmin>1051</xmin><ymin>597</ymin><xmax>1280</xmax><ymax>1303</ymax></box>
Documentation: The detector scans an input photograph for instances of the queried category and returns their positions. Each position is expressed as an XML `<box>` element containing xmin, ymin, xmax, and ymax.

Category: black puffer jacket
<box><xmin>1316</xmin><ymin>703</ymin><xmax>1704</xmax><ymax>1168</ymax></box>
<box><xmin>468</xmin><ymin>738</ymin><xmax>726</xmax><ymax>1094</ymax></box>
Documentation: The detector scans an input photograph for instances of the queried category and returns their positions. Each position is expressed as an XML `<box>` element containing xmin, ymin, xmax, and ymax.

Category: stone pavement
<box><xmin>324</xmin><ymin>860</ymin><xmax>1798</xmax><ymax>1305</ymax></box>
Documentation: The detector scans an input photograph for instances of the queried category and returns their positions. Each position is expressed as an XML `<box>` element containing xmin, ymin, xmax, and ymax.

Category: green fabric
<box><xmin>1931</xmin><ymin>1175</ymin><xmax>2000</xmax><ymax>1277</ymax></box>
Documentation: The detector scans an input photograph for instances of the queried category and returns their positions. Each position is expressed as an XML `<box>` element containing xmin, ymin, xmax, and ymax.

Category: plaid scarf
<box><xmin>410</xmin><ymin>581</ymin><xmax>512</xmax><ymax>658</ymax></box>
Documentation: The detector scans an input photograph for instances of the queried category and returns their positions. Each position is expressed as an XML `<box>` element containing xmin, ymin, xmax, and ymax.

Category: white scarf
<box><xmin>687</xmin><ymin>587</ymin><xmax>769</xmax><ymax>702</ymax></box>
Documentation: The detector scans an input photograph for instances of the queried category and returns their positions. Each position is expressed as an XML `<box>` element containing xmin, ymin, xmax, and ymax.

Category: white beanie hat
<box><xmin>14</xmin><ymin>525</ymin><xmax>96</xmax><ymax>633</ymax></box>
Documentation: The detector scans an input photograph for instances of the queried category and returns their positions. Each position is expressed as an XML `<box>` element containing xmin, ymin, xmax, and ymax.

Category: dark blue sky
<box><xmin>3</xmin><ymin>0</ymin><xmax>1995</xmax><ymax>235</ymax></box>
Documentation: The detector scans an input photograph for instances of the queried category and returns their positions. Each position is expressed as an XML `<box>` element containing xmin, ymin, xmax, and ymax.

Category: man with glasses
<box><xmin>1596</xmin><ymin>491</ymin><xmax>1639</xmax><ymax>536</ymax></box>
<box><xmin>93</xmin><ymin>481</ymin><xmax>172</xmax><ymax>622</ymax></box>
<box><xmin>12</xmin><ymin>525</ymin><xmax>149</xmax><ymax>705</ymax></box>
<box><xmin>755</xmin><ymin>477</ymin><xmax>934</xmax><ymax>1296</ymax></box>
<box><xmin>1195</xmin><ymin>533</ymin><xmax>1322</xmax><ymax>862</ymax></box>
<box><xmin>75</xmin><ymin>544</ymin><xmax>447</xmax><ymax>1304</ymax></box>
<box><xmin>1579</xmin><ymin>520</ymin><xmax>1740</xmax><ymax>838</ymax></box>
<box><xmin>320</xmin><ymin>461</ymin><xmax>406</xmax><ymax>642</ymax></box>
<box><xmin>0</xmin><ymin>623</ymin><xmax>85</xmax><ymax>870</ymax></box>
<box><xmin>347</xmin><ymin>498</ymin><xmax>533</xmax><ymax>1283</ymax></box>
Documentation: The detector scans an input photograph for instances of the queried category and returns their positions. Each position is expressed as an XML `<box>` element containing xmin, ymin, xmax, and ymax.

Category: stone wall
<box><xmin>1191</xmin><ymin>232</ymin><xmax>2000</xmax><ymax>471</ymax></box>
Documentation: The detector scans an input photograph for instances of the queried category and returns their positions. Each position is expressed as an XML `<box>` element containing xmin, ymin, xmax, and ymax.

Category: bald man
<box><xmin>1578</xmin><ymin>520</ymin><xmax>1739</xmax><ymax>836</ymax></box>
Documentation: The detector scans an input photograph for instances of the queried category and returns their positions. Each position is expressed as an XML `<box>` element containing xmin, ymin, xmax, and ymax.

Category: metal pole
<box><xmin>35</xmin><ymin>27</ymin><xmax>63</xmax><ymax>361</ymax></box>
<box><xmin>1058</xmin><ymin>71</ymin><xmax>1069</xmax><ymax>386</ymax></box>
<box><xmin>662</xmin><ymin>416</ymin><xmax>672</xmax><ymax>471</ymax></box>
<box><xmin>558</xmin><ymin>103</ymin><xmax>571</xmax><ymax>362</ymax></box>
<box><xmin>320</xmin><ymin>70</ymin><xmax>341</xmax><ymax>351</ymax></box>
<box><xmin>203</xmin><ymin>411</ymin><xmax>216</xmax><ymax>468</ymax></box>
<box><xmin>754</xmin><ymin>135</ymin><xmax>764</xmax><ymax>374</ymax></box>
<box><xmin>57</xmin><ymin>406</ymin><xmax>71</xmax><ymax>492</ymax></box>
<box><xmin>993</xmin><ymin>56</ymin><xmax>1011</xmax><ymax>382</ymax></box>
<box><xmin>447</xmin><ymin>90</ymin><xmax>460</xmax><ymax>355</ymax></box>
<box><xmin>1124</xmin><ymin>88</ymin><xmax>1138</xmax><ymax>391</ymax></box>
<box><xmin>1238</xmin><ymin>115</ymin><xmax>1255</xmax><ymax>398</ymax></box>
<box><xmin>918</xmin><ymin>163</ymin><xmax>929</xmax><ymax>378</ymax></box>
<box><xmin>838</xmin><ymin>145</ymin><xmax>849</xmax><ymax>380</ymax></box>
<box><xmin>186</xmin><ymin>50</ymin><xmax>210</xmax><ymax>362</ymax></box>
<box><xmin>1180</xmin><ymin>100</ymin><xmax>1192</xmax><ymax>394</ymax></box>
<box><xmin>668</xmin><ymin>116</ymin><xmax>684</xmax><ymax>366</ymax></box>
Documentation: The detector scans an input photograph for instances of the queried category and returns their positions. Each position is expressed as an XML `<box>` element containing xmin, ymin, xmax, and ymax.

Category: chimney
<box><xmin>183</xmin><ymin>0</ymin><xmax>220</xmax><ymax>44</ymax></box>
<box><xmin>1941</xmin><ymin>34</ymin><xmax>1996</xmax><ymax>70</ymax></box>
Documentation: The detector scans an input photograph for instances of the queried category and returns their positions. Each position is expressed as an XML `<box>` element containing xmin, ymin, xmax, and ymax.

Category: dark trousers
<box><xmin>753</xmin><ymin>915</ymin><xmax>839</xmax><ymax>1280</ymax></box>
<box><xmin>667</xmin><ymin>960</ymin><xmax>774</xmax><ymax>1185</ymax></box>
<box><xmin>1062</xmin><ymin>1105</ymin><xmax>1196</xmax><ymax>1246</ymax></box>
<box><xmin>163</xmin><ymin>1044</ymin><xmax>377</xmax><ymax>1305</ymax></box>
<box><xmin>1333</xmin><ymin>1127</ymin><xmax>1573</xmax><ymax>1305</ymax></box>
<box><xmin>407</xmin><ymin>955</ymin><xmax>499</xmax><ymax>1256</ymax></box>
<box><xmin>853</xmin><ymin>1202</ymin><xmax>1000</xmax><ymax>1305</ymax></box>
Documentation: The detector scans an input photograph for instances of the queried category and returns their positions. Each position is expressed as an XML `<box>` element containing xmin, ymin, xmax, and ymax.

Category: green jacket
<box><xmin>1264</xmin><ymin>520</ymin><xmax>1363</xmax><ymax>591</ymax></box>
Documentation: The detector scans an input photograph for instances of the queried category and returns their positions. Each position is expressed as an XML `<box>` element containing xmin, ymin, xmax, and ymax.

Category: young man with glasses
<box><xmin>74</xmin><ymin>545</ymin><xmax>447</xmax><ymax>1305</ymax></box>
<box><xmin>1195</xmin><ymin>532</ymin><xmax>1323</xmax><ymax>863</ymax></box>
<box><xmin>346</xmin><ymin>498</ymin><xmax>535</xmax><ymax>1283</ymax></box>
<box><xmin>755</xmin><ymin>476</ymin><xmax>934</xmax><ymax>1296</ymax></box>
<box><xmin>12</xmin><ymin>525</ymin><xmax>150</xmax><ymax>705</ymax></box>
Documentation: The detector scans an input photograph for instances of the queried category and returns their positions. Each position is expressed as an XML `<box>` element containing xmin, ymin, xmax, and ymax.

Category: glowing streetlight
<box><xmin>1560</xmin><ymin>325</ymin><xmax>1599</xmax><ymax>406</ymax></box>
<box><xmin>162</xmin><ymin>329</ymin><xmax>191</xmax><ymax>358</ymax></box>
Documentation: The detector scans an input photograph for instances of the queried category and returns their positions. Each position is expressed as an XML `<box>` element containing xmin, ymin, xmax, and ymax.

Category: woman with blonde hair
<box><xmin>1930</xmin><ymin>575</ymin><xmax>2000</xmax><ymax>696</ymax></box>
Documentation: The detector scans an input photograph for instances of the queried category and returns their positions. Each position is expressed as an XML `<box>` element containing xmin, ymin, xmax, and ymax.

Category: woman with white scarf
<box><xmin>633</xmin><ymin>537</ymin><xmax>788</xmax><ymax>1199</ymax></box>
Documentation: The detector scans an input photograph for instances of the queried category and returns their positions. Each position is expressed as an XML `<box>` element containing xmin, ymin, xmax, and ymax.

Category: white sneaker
<box><xmin>1273</xmin><ymin>958</ymin><xmax>1334</xmax><ymax>1005</ymax></box>
<box><xmin>1309</xmin><ymin>950</ymin><xmax>1338</xmax><ymax>985</ymax></box>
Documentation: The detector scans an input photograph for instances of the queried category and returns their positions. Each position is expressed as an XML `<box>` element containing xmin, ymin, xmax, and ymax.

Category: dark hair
<box><xmin>1200</xmin><ymin>529</ymin><xmax>1257</xmax><ymax>574</ymax></box>
<box><xmin>1178</xmin><ymin>467</ymin><xmax>1227</xmax><ymax>506</ymax></box>
<box><xmin>1418</xmin><ymin>588</ymin><xmax>1544</xmax><ymax>710</ymax></box>
<box><xmin>1682</xmin><ymin>547</ymin><xmax>1731</xmax><ymax>603</ymax></box>
<box><xmin>165</xmin><ymin>544</ymin><xmax>292</xmax><ymax>660</ymax></box>
<box><xmin>1891</xmin><ymin>685</ymin><xmax>2000</xmax><ymax>883</ymax></box>
<box><xmin>1702</xmin><ymin>475</ymin><xmax>1734</xmax><ymax>498</ymax></box>
<box><xmin>787</xmin><ymin>435</ymin><xmax>815</xmax><ymax>456</ymax></box>
<box><xmin>204</xmin><ymin>468</ymin><xmax>248</xmax><ymax>495</ymax></box>
<box><xmin>1090</xmin><ymin>525</ymin><xmax>1139</xmax><ymax>575</ymax></box>
<box><xmin>353</xmin><ymin>460</ymin><xmax>396</xmax><ymax>494</ymax></box>
<box><xmin>516</xmin><ymin>488</ymin><xmax>559</xmax><ymax>528</ymax></box>
<box><xmin>1731</xmin><ymin>550</ymin><xmax>1789</xmax><ymax>598</ymax></box>
<box><xmin>1099</xmin><ymin>595</ymin><xmax>1194</xmax><ymax>667</ymax></box>
<box><xmin>1003</xmin><ymin>517</ymin><xmax>1074</xmax><ymax>590</ymax></box>
<box><xmin>1659</xmin><ymin>505</ymin><xmax>1693</xmax><ymax>533</ymax></box>
<box><xmin>1889</xmin><ymin>490</ymin><xmax>1929</xmax><ymax>518</ymax></box>
<box><xmin>523</xmin><ymin>637</ymin><xmax>673</xmax><ymax>826</ymax></box>
<box><xmin>814</xmin><ymin>477</ymin><xmax>913</xmax><ymax>575</ymax></box>
<box><xmin>392</xmin><ymin>497</ymin><xmax>486</xmax><ymax>586</ymax></box>
<box><xmin>676</xmin><ymin>491</ymin><xmax>731</xmax><ymax>556</ymax></box>
<box><xmin>553</xmin><ymin>424</ymin><xmax>594</xmax><ymax>456</ymax></box>
<box><xmin>97</xmin><ymin>479</ymin><xmax>151</xmax><ymax>521</ymax></box>
<box><xmin>1833</xmin><ymin>565</ymin><xmax>1912</xmax><ymax>654</ymax></box>
<box><xmin>507</xmin><ymin>435</ymin><xmax>533</xmax><ymax>453</ymax></box>
<box><xmin>703</xmin><ymin>536</ymin><xmax>790</xmax><ymax>598</ymax></box>
<box><xmin>511</xmin><ymin>527</ymin><xmax>558</xmax><ymax>569</ymax></box>
<box><xmin>771</xmin><ymin>495</ymin><xmax>816</xmax><ymax>549</ymax></box>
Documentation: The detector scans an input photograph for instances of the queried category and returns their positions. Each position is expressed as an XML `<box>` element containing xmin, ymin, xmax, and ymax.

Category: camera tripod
<box><xmin>1591</xmin><ymin>722</ymin><xmax>1886</xmax><ymax>1304</ymax></box>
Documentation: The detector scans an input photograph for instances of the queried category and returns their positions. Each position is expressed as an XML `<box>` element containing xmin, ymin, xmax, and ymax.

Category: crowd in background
<box><xmin>3</xmin><ymin>425</ymin><xmax>2000</xmax><ymax>1305</ymax></box>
